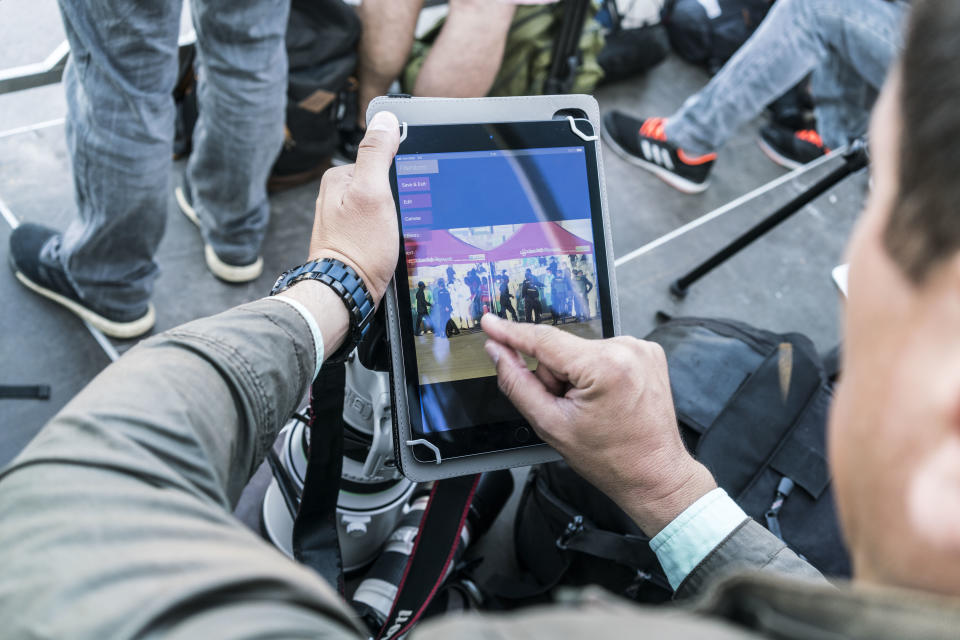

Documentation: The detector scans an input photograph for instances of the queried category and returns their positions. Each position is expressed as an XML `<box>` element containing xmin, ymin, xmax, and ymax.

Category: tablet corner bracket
<box><xmin>406</xmin><ymin>439</ymin><xmax>442</xmax><ymax>465</ymax></box>
<box><xmin>567</xmin><ymin>116</ymin><xmax>597</xmax><ymax>142</ymax></box>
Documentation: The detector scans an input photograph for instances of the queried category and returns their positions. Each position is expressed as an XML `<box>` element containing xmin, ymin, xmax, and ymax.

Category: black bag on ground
<box><xmin>597</xmin><ymin>24</ymin><xmax>671</xmax><ymax>84</ymax></box>
<box><xmin>173</xmin><ymin>0</ymin><xmax>360</xmax><ymax>190</ymax></box>
<box><xmin>661</xmin><ymin>0</ymin><xmax>772</xmax><ymax>74</ymax></box>
<box><xmin>507</xmin><ymin>317</ymin><xmax>850</xmax><ymax>604</ymax></box>
<box><xmin>271</xmin><ymin>0</ymin><xmax>360</xmax><ymax>191</ymax></box>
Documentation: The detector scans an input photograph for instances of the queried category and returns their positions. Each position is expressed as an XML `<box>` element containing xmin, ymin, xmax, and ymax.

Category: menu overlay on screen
<box><xmin>390</xmin><ymin>121</ymin><xmax>612</xmax><ymax>459</ymax></box>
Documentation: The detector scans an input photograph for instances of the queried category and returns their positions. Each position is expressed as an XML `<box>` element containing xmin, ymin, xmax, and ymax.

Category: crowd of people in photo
<box><xmin>410</xmin><ymin>254</ymin><xmax>597</xmax><ymax>338</ymax></box>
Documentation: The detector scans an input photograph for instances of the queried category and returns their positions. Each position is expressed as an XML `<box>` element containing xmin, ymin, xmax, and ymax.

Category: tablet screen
<box><xmin>390</xmin><ymin>120</ymin><xmax>613</xmax><ymax>459</ymax></box>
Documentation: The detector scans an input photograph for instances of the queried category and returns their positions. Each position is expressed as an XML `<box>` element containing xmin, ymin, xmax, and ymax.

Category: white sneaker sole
<box><xmin>15</xmin><ymin>270</ymin><xmax>155</xmax><ymax>339</ymax></box>
<box><xmin>602</xmin><ymin>125</ymin><xmax>710</xmax><ymax>195</ymax></box>
<box><xmin>174</xmin><ymin>186</ymin><xmax>202</xmax><ymax>228</ymax></box>
<box><xmin>203</xmin><ymin>245</ymin><xmax>263</xmax><ymax>283</ymax></box>
<box><xmin>175</xmin><ymin>186</ymin><xmax>263</xmax><ymax>283</ymax></box>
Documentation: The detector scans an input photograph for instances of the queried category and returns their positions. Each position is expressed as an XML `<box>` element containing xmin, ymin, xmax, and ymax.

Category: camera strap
<box><xmin>292</xmin><ymin>362</ymin><xmax>347</xmax><ymax>594</ymax></box>
<box><xmin>293</xmin><ymin>361</ymin><xmax>482</xmax><ymax>636</ymax></box>
<box><xmin>375</xmin><ymin>472</ymin><xmax>480</xmax><ymax>640</ymax></box>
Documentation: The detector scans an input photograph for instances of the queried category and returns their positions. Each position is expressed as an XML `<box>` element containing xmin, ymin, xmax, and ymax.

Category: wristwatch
<box><xmin>270</xmin><ymin>257</ymin><xmax>375</xmax><ymax>364</ymax></box>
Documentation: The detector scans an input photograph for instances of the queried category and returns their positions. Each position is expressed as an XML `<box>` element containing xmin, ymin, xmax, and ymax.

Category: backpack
<box><xmin>270</xmin><ymin>0</ymin><xmax>361</xmax><ymax>189</ymax></box>
<box><xmin>403</xmin><ymin>3</ymin><xmax>605</xmax><ymax>97</ymax></box>
<box><xmin>172</xmin><ymin>0</ymin><xmax>361</xmax><ymax>188</ymax></box>
<box><xmin>596</xmin><ymin>24</ymin><xmax>671</xmax><ymax>84</ymax></box>
<box><xmin>661</xmin><ymin>0</ymin><xmax>773</xmax><ymax>74</ymax></box>
<box><xmin>500</xmin><ymin>317</ymin><xmax>850</xmax><ymax>605</ymax></box>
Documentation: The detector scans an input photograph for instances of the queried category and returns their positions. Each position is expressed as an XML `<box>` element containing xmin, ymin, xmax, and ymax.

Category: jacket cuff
<box><xmin>650</xmin><ymin>488</ymin><xmax>748</xmax><ymax>590</ymax></box>
<box><xmin>267</xmin><ymin>296</ymin><xmax>324</xmax><ymax>377</ymax></box>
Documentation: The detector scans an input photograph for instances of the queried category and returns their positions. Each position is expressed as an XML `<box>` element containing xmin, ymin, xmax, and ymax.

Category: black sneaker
<box><xmin>758</xmin><ymin>124</ymin><xmax>830</xmax><ymax>170</ymax></box>
<box><xmin>9</xmin><ymin>223</ymin><xmax>155</xmax><ymax>339</ymax></box>
<box><xmin>602</xmin><ymin>110</ymin><xmax>717</xmax><ymax>194</ymax></box>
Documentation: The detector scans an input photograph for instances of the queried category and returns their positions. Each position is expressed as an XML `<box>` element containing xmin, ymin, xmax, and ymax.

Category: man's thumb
<box><xmin>354</xmin><ymin>110</ymin><xmax>401</xmax><ymax>192</ymax></box>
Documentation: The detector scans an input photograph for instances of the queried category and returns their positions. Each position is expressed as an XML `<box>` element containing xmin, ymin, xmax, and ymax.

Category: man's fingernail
<box><xmin>368</xmin><ymin>110</ymin><xmax>399</xmax><ymax>132</ymax></box>
<box><xmin>484</xmin><ymin>341</ymin><xmax>500</xmax><ymax>365</ymax></box>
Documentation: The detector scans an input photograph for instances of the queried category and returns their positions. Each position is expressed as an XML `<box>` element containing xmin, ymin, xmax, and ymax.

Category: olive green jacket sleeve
<box><xmin>0</xmin><ymin>296</ymin><xmax>827</xmax><ymax>640</ymax></box>
<box><xmin>0</xmin><ymin>299</ymin><xmax>365</xmax><ymax>640</ymax></box>
<box><xmin>675</xmin><ymin>519</ymin><xmax>827</xmax><ymax>598</ymax></box>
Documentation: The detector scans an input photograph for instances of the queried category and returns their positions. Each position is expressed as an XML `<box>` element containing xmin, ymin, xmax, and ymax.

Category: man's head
<box><xmin>438</xmin><ymin>279</ymin><xmax>446</xmax><ymax>289</ymax></box>
<box><xmin>418</xmin><ymin>281</ymin><xmax>425</xmax><ymax>290</ymax></box>
<box><xmin>830</xmin><ymin>0</ymin><xmax>960</xmax><ymax>595</ymax></box>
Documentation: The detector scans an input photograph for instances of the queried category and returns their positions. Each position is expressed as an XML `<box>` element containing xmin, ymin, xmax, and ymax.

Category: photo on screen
<box><xmin>405</xmin><ymin>222</ymin><xmax>602</xmax><ymax>384</ymax></box>
<box><xmin>394</xmin><ymin>140</ymin><xmax>608</xmax><ymax>433</ymax></box>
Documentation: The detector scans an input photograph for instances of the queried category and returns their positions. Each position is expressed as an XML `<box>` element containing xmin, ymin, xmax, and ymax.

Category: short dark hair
<box><xmin>885</xmin><ymin>0</ymin><xmax>960</xmax><ymax>281</ymax></box>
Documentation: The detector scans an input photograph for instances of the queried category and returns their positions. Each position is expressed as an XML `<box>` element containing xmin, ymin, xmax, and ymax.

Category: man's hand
<box><xmin>481</xmin><ymin>314</ymin><xmax>716</xmax><ymax>536</ymax></box>
<box><xmin>307</xmin><ymin>110</ymin><xmax>402</xmax><ymax>304</ymax></box>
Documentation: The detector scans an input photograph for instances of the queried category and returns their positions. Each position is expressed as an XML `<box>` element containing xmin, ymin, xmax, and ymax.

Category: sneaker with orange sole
<box><xmin>758</xmin><ymin>124</ymin><xmax>830</xmax><ymax>170</ymax></box>
<box><xmin>602</xmin><ymin>110</ymin><xmax>717</xmax><ymax>194</ymax></box>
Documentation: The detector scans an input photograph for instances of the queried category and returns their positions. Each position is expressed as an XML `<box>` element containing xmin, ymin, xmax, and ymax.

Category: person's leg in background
<box><xmin>758</xmin><ymin>2</ymin><xmax>904</xmax><ymax>169</ymax></box>
<box><xmin>412</xmin><ymin>0</ymin><xmax>516</xmax><ymax>98</ymax></box>
<box><xmin>666</xmin><ymin>0</ymin><xmax>905</xmax><ymax>154</ymax></box>
<box><xmin>355</xmin><ymin>0</ymin><xmax>515</xmax><ymax>125</ymax></box>
<box><xmin>356</xmin><ymin>0</ymin><xmax>422</xmax><ymax>127</ymax></box>
<box><xmin>807</xmin><ymin>3</ymin><xmax>903</xmax><ymax>152</ymax></box>
<box><xmin>602</xmin><ymin>0</ymin><xmax>907</xmax><ymax>192</ymax></box>
<box><xmin>180</xmin><ymin>0</ymin><xmax>291</xmax><ymax>281</ymax></box>
<box><xmin>809</xmin><ymin>61</ymin><xmax>876</xmax><ymax>152</ymax></box>
<box><xmin>9</xmin><ymin>0</ymin><xmax>182</xmax><ymax>338</ymax></box>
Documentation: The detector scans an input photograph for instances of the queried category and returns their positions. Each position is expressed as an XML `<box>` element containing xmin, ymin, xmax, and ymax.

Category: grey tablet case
<box><xmin>367</xmin><ymin>94</ymin><xmax>621</xmax><ymax>482</ymax></box>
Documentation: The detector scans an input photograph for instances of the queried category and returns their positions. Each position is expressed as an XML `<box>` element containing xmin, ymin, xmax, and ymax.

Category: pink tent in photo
<box><xmin>486</xmin><ymin>222</ymin><xmax>592</xmax><ymax>262</ymax></box>
<box><xmin>404</xmin><ymin>230</ymin><xmax>487</xmax><ymax>266</ymax></box>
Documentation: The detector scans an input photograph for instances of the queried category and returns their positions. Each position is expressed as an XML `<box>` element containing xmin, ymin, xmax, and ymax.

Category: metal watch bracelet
<box><xmin>270</xmin><ymin>258</ymin><xmax>375</xmax><ymax>364</ymax></box>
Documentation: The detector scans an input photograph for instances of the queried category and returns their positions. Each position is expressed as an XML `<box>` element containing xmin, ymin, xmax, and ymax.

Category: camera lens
<box><xmin>351</xmin><ymin>470</ymin><xmax>514</xmax><ymax>631</ymax></box>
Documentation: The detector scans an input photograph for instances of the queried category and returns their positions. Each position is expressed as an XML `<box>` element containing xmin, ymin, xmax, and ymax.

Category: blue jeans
<box><xmin>55</xmin><ymin>0</ymin><xmax>290</xmax><ymax>318</ymax></box>
<box><xmin>665</xmin><ymin>0</ymin><xmax>909</xmax><ymax>156</ymax></box>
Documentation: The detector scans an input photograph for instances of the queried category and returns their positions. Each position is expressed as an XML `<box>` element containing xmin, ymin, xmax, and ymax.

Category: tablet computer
<box><xmin>387</xmin><ymin>117</ymin><xmax>616</xmax><ymax>464</ymax></box>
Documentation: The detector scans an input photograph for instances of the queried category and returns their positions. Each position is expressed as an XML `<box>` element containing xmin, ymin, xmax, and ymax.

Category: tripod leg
<box><xmin>544</xmin><ymin>0</ymin><xmax>591</xmax><ymax>94</ymax></box>
<box><xmin>670</xmin><ymin>145</ymin><xmax>868</xmax><ymax>297</ymax></box>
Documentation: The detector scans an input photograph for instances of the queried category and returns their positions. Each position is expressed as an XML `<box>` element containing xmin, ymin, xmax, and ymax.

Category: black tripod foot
<box><xmin>669</xmin><ymin>280</ymin><xmax>688</xmax><ymax>299</ymax></box>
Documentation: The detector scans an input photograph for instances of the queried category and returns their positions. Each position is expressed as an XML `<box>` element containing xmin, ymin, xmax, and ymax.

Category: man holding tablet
<box><xmin>4</xmin><ymin>2</ymin><xmax>960</xmax><ymax>635</ymax></box>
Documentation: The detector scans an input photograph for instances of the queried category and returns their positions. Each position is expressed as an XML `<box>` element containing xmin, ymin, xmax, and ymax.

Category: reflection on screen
<box><xmin>395</xmin><ymin>146</ymin><xmax>603</xmax><ymax>432</ymax></box>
